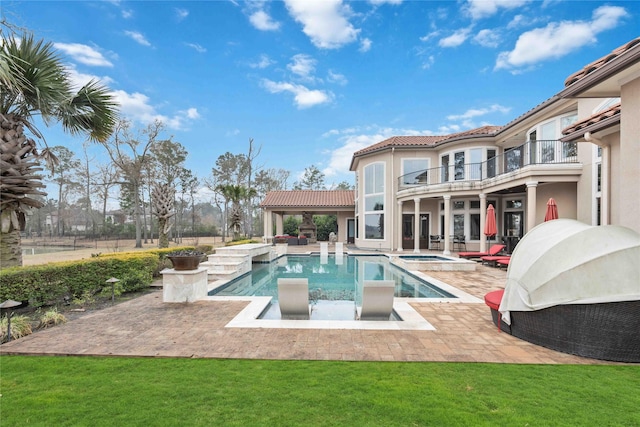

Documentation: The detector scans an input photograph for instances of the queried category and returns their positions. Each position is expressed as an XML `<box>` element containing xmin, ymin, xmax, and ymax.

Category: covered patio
<box><xmin>261</xmin><ymin>190</ymin><xmax>356</xmax><ymax>244</ymax></box>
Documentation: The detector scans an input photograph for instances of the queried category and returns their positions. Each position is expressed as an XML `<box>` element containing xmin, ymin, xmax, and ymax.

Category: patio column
<box><xmin>526</xmin><ymin>181</ymin><xmax>538</xmax><ymax>233</ymax></box>
<box><xmin>413</xmin><ymin>197</ymin><xmax>421</xmax><ymax>253</ymax></box>
<box><xmin>397</xmin><ymin>200</ymin><xmax>403</xmax><ymax>252</ymax></box>
<box><xmin>479</xmin><ymin>193</ymin><xmax>487</xmax><ymax>253</ymax></box>
<box><xmin>263</xmin><ymin>209</ymin><xmax>273</xmax><ymax>240</ymax></box>
<box><xmin>275</xmin><ymin>213</ymin><xmax>283</xmax><ymax>236</ymax></box>
<box><xmin>443</xmin><ymin>195</ymin><xmax>451</xmax><ymax>255</ymax></box>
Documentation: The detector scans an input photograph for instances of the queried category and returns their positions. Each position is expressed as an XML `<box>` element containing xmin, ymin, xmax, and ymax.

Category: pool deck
<box><xmin>0</xmin><ymin>244</ymin><xmax>623</xmax><ymax>364</ymax></box>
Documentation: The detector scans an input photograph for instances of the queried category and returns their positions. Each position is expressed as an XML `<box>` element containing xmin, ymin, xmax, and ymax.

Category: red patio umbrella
<box><xmin>484</xmin><ymin>204</ymin><xmax>497</xmax><ymax>240</ymax></box>
<box><xmin>545</xmin><ymin>198</ymin><xmax>559</xmax><ymax>221</ymax></box>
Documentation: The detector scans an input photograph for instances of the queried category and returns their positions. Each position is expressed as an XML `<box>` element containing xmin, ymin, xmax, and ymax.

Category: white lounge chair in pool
<box><xmin>357</xmin><ymin>280</ymin><xmax>396</xmax><ymax>321</ymax></box>
<box><xmin>320</xmin><ymin>242</ymin><xmax>328</xmax><ymax>255</ymax></box>
<box><xmin>335</xmin><ymin>242</ymin><xmax>343</xmax><ymax>256</ymax></box>
<box><xmin>277</xmin><ymin>278</ymin><xmax>311</xmax><ymax>320</ymax></box>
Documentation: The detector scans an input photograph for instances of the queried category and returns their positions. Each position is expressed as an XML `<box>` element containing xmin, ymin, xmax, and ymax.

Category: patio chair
<box><xmin>335</xmin><ymin>242</ymin><xmax>344</xmax><ymax>256</ymax></box>
<box><xmin>429</xmin><ymin>235</ymin><xmax>441</xmax><ymax>250</ymax></box>
<box><xmin>453</xmin><ymin>235</ymin><xmax>466</xmax><ymax>251</ymax></box>
<box><xmin>277</xmin><ymin>278</ymin><xmax>310</xmax><ymax>320</ymax></box>
<box><xmin>357</xmin><ymin>280</ymin><xmax>395</xmax><ymax>321</ymax></box>
<box><xmin>458</xmin><ymin>244</ymin><xmax>505</xmax><ymax>259</ymax></box>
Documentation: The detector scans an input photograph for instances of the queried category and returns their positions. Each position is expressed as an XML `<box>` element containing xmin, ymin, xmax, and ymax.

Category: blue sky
<box><xmin>4</xmin><ymin>0</ymin><xmax>639</xmax><ymax>197</ymax></box>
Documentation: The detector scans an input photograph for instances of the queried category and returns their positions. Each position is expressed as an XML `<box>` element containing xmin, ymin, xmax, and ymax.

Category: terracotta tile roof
<box><xmin>260</xmin><ymin>190</ymin><xmax>355</xmax><ymax>208</ymax></box>
<box><xmin>564</xmin><ymin>38</ymin><xmax>640</xmax><ymax>87</ymax></box>
<box><xmin>352</xmin><ymin>125</ymin><xmax>501</xmax><ymax>157</ymax></box>
<box><xmin>561</xmin><ymin>102</ymin><xmax>621</xmax><ymax>135</ymax></box>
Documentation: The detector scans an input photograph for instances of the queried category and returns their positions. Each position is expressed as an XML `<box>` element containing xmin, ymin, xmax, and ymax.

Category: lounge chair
<box><xmin>480</xmin><ymin>255</ymin><xmax>511</xmax><ymax>267</ymax></box>
<box><xmin>458</xmin><ymin>244</ymin><xmax>505</xmax><ymax>259</ymax></box>
<box><xmin>496</xmin><ymin>258</ymin><xmax>510</xmax><ymax>268</ymax></box>
<box><xmin>320</xmin><ymin>241</ymin><xmax>328</xmax><ymax>255</ymax></box>
<box><xmin>277</xmin><ymin>278</ymin><xmax>310</xmax><ymax>320</ymax></box>
<box><xmin>357</xmin><ymin>280</ymin><xmax>395</xmax><ymax>321</ymax></box>
<box><xmin>335</xmin><ymin>242</ymin><xmax>344</xmax><ymax>255</ymax></box>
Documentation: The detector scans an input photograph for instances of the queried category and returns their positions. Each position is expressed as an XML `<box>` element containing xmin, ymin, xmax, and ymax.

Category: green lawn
<box><xmin>1</xmin><ymin>356</ymin><xmax>638</xmax><ymax>426</ymax></box>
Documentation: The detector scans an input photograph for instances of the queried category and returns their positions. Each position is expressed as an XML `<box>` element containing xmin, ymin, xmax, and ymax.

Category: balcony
<box><xmin>398</xmin><ymin>140</ymin><xmax>578</xmax><ymax>188</ymax></box>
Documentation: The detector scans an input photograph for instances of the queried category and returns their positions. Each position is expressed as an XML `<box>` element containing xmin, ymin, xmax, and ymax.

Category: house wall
<box><xmin>575</xmin><ymin>98</ymin><xmax>603</xmax><ymax>226</ymax></box>
<box><xmin>536</xmin><ymin>182</ymin><xmax>577</xmax><ymax>224</ymax></box>
<box><xmin>620</xmin><ymin>76</ymin><xmax>640</xmax><ymax>233</ymax></box>
<box><xmin>354</xmin><ymin>151</ymin><xmax>395</xmax><ymax>251</ymax></box>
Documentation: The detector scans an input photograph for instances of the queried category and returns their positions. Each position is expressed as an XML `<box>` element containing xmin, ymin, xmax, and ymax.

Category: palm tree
<box><xmin>0</xmin><ymin>33</ymin><xmax>118</xmax><ymax>268</ymax></box>
<box><xmin>216</xmin><ymin>184</ymin><xmax>257</xmax><ymax>241</ymax></box>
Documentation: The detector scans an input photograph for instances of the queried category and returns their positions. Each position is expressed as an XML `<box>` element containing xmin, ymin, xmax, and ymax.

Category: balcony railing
<box><xmin>398</xmin><ymin>140</ymin><xmax>578</xmax><ymax>188</ymax></box>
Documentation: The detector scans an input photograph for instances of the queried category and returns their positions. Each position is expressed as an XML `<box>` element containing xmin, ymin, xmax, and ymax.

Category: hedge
<box><xmin>0</xmin><ymin>246</ymin><xmax>204</xmax><ymax>307</ymax></box>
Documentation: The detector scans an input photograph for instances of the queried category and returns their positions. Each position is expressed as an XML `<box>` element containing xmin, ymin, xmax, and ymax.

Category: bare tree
<box><xmin>94</xmin><ymin>163</ymin><xmax>119</xmax><ymax>235</ymax></box>
<box><xmin>98</xmin><ymin>120</ymin><xmax>160</xmax><ymax>248</ymax></box>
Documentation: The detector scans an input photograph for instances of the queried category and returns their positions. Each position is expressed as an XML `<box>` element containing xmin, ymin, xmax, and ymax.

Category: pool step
<box><xmin>201</xmin><ymin>254</ymin><xmax>251</xmax><ymax>281</ymax></box>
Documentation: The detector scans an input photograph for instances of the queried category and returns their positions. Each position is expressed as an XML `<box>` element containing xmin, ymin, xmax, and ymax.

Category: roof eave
<box><xmin>560</xmin><ymin>45</ymin><xmax>640</xmax><ymax>98</ymax></box>
<box><xmin>560</xmin><ymin>116</ymin><xmax>620</xmax><ymax>142</ymax></box>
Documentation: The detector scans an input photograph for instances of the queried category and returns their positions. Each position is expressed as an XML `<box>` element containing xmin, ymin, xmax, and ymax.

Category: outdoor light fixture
<box><xmin>0</xmin><ymin>299</ymin><xmax>22</xmax><ymax>343</ymax></box>
<box><xmin>105</xmin><ymin>278</ymin><xmax>120</xmax><ymax>304</ymax></box>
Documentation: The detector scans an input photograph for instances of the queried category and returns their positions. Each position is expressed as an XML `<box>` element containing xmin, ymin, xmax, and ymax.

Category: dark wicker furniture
<box><xmin>486</xmin><ymin>291</ymin><xmax>640</xmax><ymax>363</ymax></box>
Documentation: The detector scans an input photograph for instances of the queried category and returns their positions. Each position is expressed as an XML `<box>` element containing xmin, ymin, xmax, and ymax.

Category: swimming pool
<box><xmin>209</xmin><ymin>254</ymin><xmax>455</xmax><ymax>302</ymax></box>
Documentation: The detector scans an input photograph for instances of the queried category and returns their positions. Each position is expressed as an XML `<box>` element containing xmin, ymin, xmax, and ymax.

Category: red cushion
<box><xmin>484</xmin><ymin>289</ymin><xmax>504</xmax><ymax>311</ymax></box>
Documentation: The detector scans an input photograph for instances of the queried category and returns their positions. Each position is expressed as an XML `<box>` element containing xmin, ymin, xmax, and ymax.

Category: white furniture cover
<box><xmin>499</xmin><ymin>219</ymin><xmax>640</xmax><ymax>324</ymax></box>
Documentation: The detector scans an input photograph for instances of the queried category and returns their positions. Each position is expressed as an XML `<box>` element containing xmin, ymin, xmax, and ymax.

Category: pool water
<box><xmin>210</xmin><ymin>254</ymin><xmax>455</xmax><ymax>303</ymax></box>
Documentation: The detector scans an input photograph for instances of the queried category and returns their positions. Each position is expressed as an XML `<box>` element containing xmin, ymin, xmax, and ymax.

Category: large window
<box><xmin>527</xmin><ymin>112</ymin><xmax>578</xmax><ymax>164</ymax></box>
<box><xmin>364</xmin><ymin>163</ymin><xmax>384</xmax><ymax>239</ymax></box>
<box><xmin>454</xmin><ymin>152</ymin><xmax>465</xmax><ymax>180</ymax></box>
<box><xmin>402</xmin><ymin>158</ymin><xmax>430</xmax><ymax>184</ymax></box>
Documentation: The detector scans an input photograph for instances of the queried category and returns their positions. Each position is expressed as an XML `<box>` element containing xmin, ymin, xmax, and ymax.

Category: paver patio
<box><xmin>0</xmin><ymin>244</ymin><xmax>620</xmax><ymax>364</ymax></box>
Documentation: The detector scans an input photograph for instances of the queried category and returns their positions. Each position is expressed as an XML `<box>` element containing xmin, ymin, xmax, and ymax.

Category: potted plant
<box><xmin>166</xmin><ymin>250</ymin><xmax>206</xmax><ymax>271</ymax></box>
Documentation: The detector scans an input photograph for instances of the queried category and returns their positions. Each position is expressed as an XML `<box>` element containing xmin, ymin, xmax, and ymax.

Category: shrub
<box><xmin>0</xmin><ymin>314</ymin><xmax>33</xmax><ymax>342</ymax></box>
<box><xmin>37</xmin><ymin>308</ymin><xmax>67</xmax><ymax>329</ymax></box>
<box><xmin>0</xmin><ymin>252</ymin><xmax>158</xmax><ymax>307</ymax></box>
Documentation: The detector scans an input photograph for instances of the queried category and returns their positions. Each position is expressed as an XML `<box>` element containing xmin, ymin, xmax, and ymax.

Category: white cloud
<box><xmin>124</xmin><ymin>30</ymin><xmax>151</xmax><ymax>47</ymax></box>
<box><xmin>507</xmin><ymin>14</ymin><xmax>525</xmax><ymax>29</ymax></box>
<box><xmin>284</xmin><ymin>0</ymin><xmax>360</xmax><ymax>49</ymax></box>
<box><xmin>446</xmin><ymin>104</ymin><xmax>511</xmax><ymax>121</ymax></box>
<box><xmin>420</xmin><ymin>30</ymin><xmax>440</xmax><ymax>43</ymax></box>
<box><xmin>249</xmin><ymin>10</ymin><xmax>281</xmax><ymax>31</ymax></box>
<box><xmin>421</xmin><ymin>55</ymin><xmax>435</xmax><ymax>70</ymax></box>
<box><xmin>185</xmin><ymin>43</ymin><xmax>207</xmax><ymax>53</ymax></box>
<box><xmin>225</xmin><ymin>129</ymin><xmax>240</xmax><ymax>137</ymax></box>
<box><xmin>328</xmin><ymin>70</ymin><xmax>348</xmax><ymax>85</ymax></box>
<box><xmin>54</xmin><ymin>43</ymin><xmax>113</xmax><ymax>67</ymax></box>
<box><xmin>287</xmin><ymin>54</ymin><xmax>316</xmax><ymax>80</ymax></box>
<box><xmin>175</xmin><ymin>8</ymin><xmax>189</xmax><ymax>21</ymax></box>
<box><xmin>464</xmin><ymin>0</ymin><xmax>532</xmax><ymax>20</ymax></box>
<box><xmin>495</xmin><ymin>5</ymin><xmax>628</xmax><ymax>72</ymax></box>
<box><xmin>359</xmin><ymin>38</ymin><xmax>372</xmax><ymax>52</ymax></box>
<box><xmin>183</xmin><ymin>108</ymin><xmax>200</xmax><ymax>119</ymax></box>
<box><xmin>261</xmin><ymin>79</ymin><xmax>333</xmax><ymax>109</ymax></box>
<box><xmin>322</xmin><ymin>126</ymin><xmax>432</xmax><ymax>177</ymax></box>
<box><xmin>439</xmin><ymin>27</ymin><xmax>472</xmax><ymax>48</ymax></box>
<box><xmin>438</xmin><ymin>124</ymin><xmax>462</xmax><ymax>134</ymax></box>
<box><xmin>249</xmin><ymin>54</ymin><xmax>275</xmax><ymax>69</ymax></box>
<box><xmin>111</xmin><ymin>90</ymin><xmax>198</xmax><ymax>130</ymax></box>
<box><xmin>474</xmin><ymin>29</ymin><xmax>501</xmax><ymax>48</ymax></box>
<box><xmin>121</xmin><ymin>9</ymin><xmax>133</xmax><ymax>19</ymax></box>
<box><xmin>63</xmin><ymin>64</ymin><xmax>114</xmax><ymax>90</ymax></box>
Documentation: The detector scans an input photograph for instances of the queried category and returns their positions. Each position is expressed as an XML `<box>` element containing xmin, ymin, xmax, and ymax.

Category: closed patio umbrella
<box><xmin>484</xmin><ymin>204</ymin><xmax>497</xmax><ymax>241</ymax></box>
<box><xmin>544</xmin><ymin>198</ymin><xmax>559</xmax><ymax>221</ymax></box>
